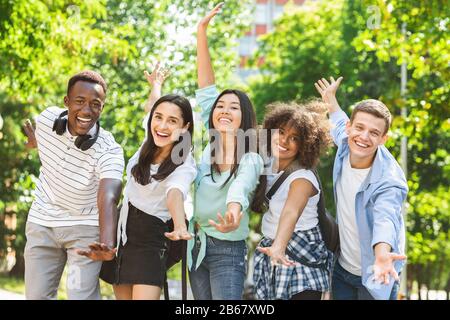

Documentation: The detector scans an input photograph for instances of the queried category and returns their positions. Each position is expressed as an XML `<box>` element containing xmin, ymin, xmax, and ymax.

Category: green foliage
<box><xmin>248</xmin><ymin>0</ymin><xmax>345</xmax><ymax>121</ymax></box>
<box><xmin>1</xmin><ymin>0</ymin><xmax>448</xmax><ymax>296</ymax></box>
<box><xmin>0</xmin><ymin>0</ymin><xmax>253</xmax><ymax>278</ymax></box>
<box><xmin>247</xmin><ymin>0</ymin><xmax>449</xmax><ymax>294</ymax></box>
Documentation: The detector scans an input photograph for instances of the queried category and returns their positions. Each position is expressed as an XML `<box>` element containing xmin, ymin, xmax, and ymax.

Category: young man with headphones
<box><xmin>23</xmin><ymin>70</ymin><xmax>124</xmax><ymax>300</ymax></box>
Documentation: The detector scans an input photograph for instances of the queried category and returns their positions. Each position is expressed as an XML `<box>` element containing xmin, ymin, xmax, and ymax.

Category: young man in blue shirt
<box><xmin>315</xmin><ymin>77</ymin><xmax>408</xmax><ymax>300</ymax></box>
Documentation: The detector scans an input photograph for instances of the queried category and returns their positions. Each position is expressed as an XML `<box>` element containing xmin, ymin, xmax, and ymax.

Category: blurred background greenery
<box><xmin>0</xmin><ymin>0</ymin><xmax>448</xmax><ymax>299</ymax></box>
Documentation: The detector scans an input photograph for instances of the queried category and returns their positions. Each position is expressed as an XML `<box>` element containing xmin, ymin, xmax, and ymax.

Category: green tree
<box><xmin>354</xmin><ymin>0</ymin><xmax>449</xmax><ymax>299</ymax></box>
<box><xmin>247</xmin><ymin>0</ymin><xmax>449</xmax><ymax>298</ymax></box>
<box><xmin>0</xmin><ymin>0</ymin><xmax>133</xmax><ymax>277</ymax></box>
<box><xmin>0</xmin><ymin>0</ymin><xmax>253</xmax><ymax>279</ymax></box>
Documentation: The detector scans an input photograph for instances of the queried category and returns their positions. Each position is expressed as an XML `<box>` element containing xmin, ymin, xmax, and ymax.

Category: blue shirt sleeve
<box><xmin>195</xmin><ymin>85</ymin><xmax>220</xmax><ymax>129</ymax></box>
<box><xmin>226</xmin><ymin>153</ymin><xmax>264</xmax><ymax>212</ymax></box>
<box><xmin>370</xmin><ymin>185</ymin><xmax>407</xmax><ymax>252</ymax></box>
<box><xmin>329</xmin><ymin>110</ymin><xmax>350</xmax><ymax>148</ymax></box>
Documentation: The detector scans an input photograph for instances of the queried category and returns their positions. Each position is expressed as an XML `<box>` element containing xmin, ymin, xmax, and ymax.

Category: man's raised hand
<box><xmin>314</xmin><ymin>76</ymin><xmax>343</xmax><ymax>113</ymax></box>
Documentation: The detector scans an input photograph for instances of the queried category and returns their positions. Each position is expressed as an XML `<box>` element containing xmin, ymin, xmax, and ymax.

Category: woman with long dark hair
<box><xmin>101</xmin><ymin>64</ymin><xmax>197</xmax><ymax>300</ymax></box>
<box><xmin>187</xmin><ymin>3</ymin><xmax>263</xmax><ymax>300</ymax></box>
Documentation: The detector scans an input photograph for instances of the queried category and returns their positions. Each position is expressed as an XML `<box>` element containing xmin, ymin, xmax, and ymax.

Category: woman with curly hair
<box><xmin>251</xmin><ymin>100</ymin><xmax>334</xmax><ymax>300</ymax></box>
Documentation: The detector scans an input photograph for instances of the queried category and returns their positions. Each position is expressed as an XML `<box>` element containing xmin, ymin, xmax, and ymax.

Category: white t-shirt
<box><xmin>124</xmin><ymin>148</ymin><xmax>197</xmax><ymax>222</ymax></box>
<box><xmin>117</xmin><ymin>113</ymin><xmax>196</xmax><ymax>246</ymax></box>
<box><xmin>261</xmin><ymin>168</ymin><xmax>321</xmax><ymax>240</ymax></box>
<box><xmin>336</xmin><ymin>155</ymin><xmax>371</xmax><ymax>276</ymax></box>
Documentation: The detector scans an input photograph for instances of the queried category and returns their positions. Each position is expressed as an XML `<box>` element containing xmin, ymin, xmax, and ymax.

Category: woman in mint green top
<box><xmin>188</xmin><ymin>3</ymin><xmax>263</xmax><ymax>300</ymax></box>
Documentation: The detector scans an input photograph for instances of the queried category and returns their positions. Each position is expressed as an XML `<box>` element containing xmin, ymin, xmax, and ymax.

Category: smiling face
<box><xmin>345</xmin><ymin>111</ymin><xmax>388</xmax><ymax>165</ymax></box>
<box><xmin>212</xmin><ymin>93</ymin><xmax>242</xmax><ymax>132</ymax></box>
<box><xmin>150</xmin><ymin>101</ymin><xmax>189</xmax><ymax>150</ymax></box>
<box><xmin>65</xmin><ymin>81</ymin><xmax>105</xmax><ymax>136</ymax></box>
<box><xmin>271</xmin><ymin>124</ymin><xmax>300</xmax><ymax>167</ymax></box>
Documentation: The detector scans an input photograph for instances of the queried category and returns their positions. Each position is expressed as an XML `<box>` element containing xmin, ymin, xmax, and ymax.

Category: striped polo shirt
<box><xmin>28</xmin><ymin>106</ymin><xmax>124</xmax><ymax>227</ymax></box>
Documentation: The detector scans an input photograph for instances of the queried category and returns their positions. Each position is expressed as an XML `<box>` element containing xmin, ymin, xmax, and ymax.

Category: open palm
<box><xmin>208</xmin><ymin>211</ymin><xmax>242</xmax><ymax>233</ymax></box>
<box><xmin>198</xmin><ymin>2</ymin><xmax>224</xmax><ymax>28</ymax></box>
<box><xmin>23</xmin><ymin>119</ymin><xmax>37</xmax><ymax>149</ymax></box>
<box><xmin>314</xmin><ymin>76</ymin><xmax>343</xmax><ymax>104</ymax></box>
<box><xmin>144</xmin><ymin>61</ymin><xmax>169</xmax><ymax>87</ymax></box>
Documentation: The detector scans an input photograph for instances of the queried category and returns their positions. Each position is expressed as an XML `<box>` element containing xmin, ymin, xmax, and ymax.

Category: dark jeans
<box><xmin>332</xmin><ymin>262</ymin><xmax>400</xmax><ymax>300</ymax></box>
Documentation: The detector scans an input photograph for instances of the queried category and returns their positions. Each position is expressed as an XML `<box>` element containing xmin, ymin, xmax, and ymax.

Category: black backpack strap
<box><xmin>181</xmin><ymin>240</ymin><xmax>187</xmax><ymax>300</ymax></box>
<box><xmin>163</xmin><ymin>241</ymin><xmax>187</xmax><ymax>300</ymax></box>
<box><xmin>311</xmin><ymin>169</ymin><xmax>326</xmax><ymax>217</ymax></box>
<box><xmin>265</xmin><ymin>161</ymin><xmax>303</xmax><ymax>203</ymax></box>
<box><xmin>264</xmin><ymin>170</ymin><xmax>292</xmax><ymax>205</ymax></box>
<box><xmin>163</xmin><ymin>274</ymin><xmax>169</xmax><ymax>300</ymax></box>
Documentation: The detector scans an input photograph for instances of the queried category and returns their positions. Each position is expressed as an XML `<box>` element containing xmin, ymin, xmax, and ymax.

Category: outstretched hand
<box><xmin>198</xmin><ymin>2</ymin><xmax>224</xmax><ymax>29</ymax></box>
<box><xmin>144</xmin><ymin>61</ymin><xmax>170</xmax><ymax>87</ymax></box>
<box><xmin>208</xmin><ymin>210</ymin><xmax>243</xmax><ymax>233</ymax></box>
<box><xmin>257</xmin><ymin>245</ymin><xmax>298</xmax><ymax>267</ymax></box>
<box><xmin>77</xmin><ymin>242</ymin><xmax>117</xmax><ymax>261</ymax></box>
<box><xmin>373</xmin><ymin>252</ymin><xmax>407</xmax><ymax>285</ymax></box>
<box><xmin>23</xmin><ymin>119</ymin><xmax>37</xmax><ymax>149</ymax></box>
<box><xmin>165</xmin><ymin>228</ymin><xmax>193</xmax><ymax>241</ymax></box>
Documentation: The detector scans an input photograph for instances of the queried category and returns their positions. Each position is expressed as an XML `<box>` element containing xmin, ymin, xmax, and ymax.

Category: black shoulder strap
<box><xmin>265</xmin><ymin>161</ymin><xmax>303</xmax><ymax>203</ymax></box>
<box><xmin>265</xmin><ymin>166</ymin><xmax>326</xmax><ymax>214</ymax></box>
<box><xmin>163</xmin><ymin>241</ymin><xmax>187</xmax><ymax>300</ymax></box>
<box><xmin>181</xmin><ymin>240</ymin><xmax>187</xmax><ymax>300</ymax></box>
<box><xmin>311</xmin><ymin>169</ymin><xmax>326</xmax><ymax>217</ymax></box>
<box><xmin>163</xmin><ymin>275</ymin><xmax>169</xmax><ymax>300</ymax></box>
<box><xmin>265</xmin><ymin>169</ymin><xmax>291</xmax><ymax>202</ymax></box>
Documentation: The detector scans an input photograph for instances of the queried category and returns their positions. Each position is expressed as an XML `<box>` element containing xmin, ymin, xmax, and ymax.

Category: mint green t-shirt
<box><xmin>187</xmin><ymin>85</ymin><xmax>263</xmax><ymax>270</ymax></box>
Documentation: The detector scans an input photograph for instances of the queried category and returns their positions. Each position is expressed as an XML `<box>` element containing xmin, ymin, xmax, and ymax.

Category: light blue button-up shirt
<box><xmin>329</xmin><ymin>110</ymin><xmax>408</xmax><ymax>300</ymax></box>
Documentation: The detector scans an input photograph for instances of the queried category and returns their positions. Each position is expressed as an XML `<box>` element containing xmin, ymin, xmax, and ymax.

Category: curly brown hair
<box><xmin>251</xmin><ymin>99</ymin><xmax>333</xmax><ymax>213</ymax></box>
<box><xmin>264</xmin><ymin>99</ymin><xmax>332</xmax><ymax>168</ymax></box>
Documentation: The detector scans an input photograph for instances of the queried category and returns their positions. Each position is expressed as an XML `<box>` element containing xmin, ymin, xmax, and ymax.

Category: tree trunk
<box><xmin>417</xmin><ymin>264</ymin><xmax>423</xmax><ymax>300</ymax></box>
<box><xmin>435</xmin><ymin>256</ymin><xmax>445</xmax><ymax>300</ymax></box>
<box><xmin>425</xmin><ymin>262</ymin><xmax>433</xmax><ymax>300</ymax></box>
<box><xmin>406</xmin><ymin>264</ymin><xmax>415</xmax><ymax>300</ymax></box>
<box><xmin>446</xmin><ymin>278</ymin><xmax>450</xmax><ymax>300</ymax></box>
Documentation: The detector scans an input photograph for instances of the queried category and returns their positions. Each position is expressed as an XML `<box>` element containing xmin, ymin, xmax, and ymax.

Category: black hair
<box><xmin>251</xmin><ymin>100</ymin><xmax>332</xmax><ymax>213</ymax></box>
<box><xmin>208</xmin><ymin>89</ymin><xmax>257</xmax><ymax>188</ymax></box>
<box><xmin>67</xmin><ymin>70</ymin><xmax>107</xmax><ymax>96</ymax></box>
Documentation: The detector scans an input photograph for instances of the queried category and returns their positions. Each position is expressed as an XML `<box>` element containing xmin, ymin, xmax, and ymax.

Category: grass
<box><xmin>167</xmin><ymin>261</ymin><xmax>183</xmax><ymax>280</ymax></box>
<box><xmin>0</xmin><ymin>269</ymin><xmax>115</xmax><ymax>299</ymax></box>
<box><xmin>0</xmin><ymin>274</ymin><xmax>25</xmax><ymax>294</ymax></box>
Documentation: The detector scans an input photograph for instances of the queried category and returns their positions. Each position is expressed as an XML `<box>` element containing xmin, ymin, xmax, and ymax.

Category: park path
<box><xmin>0</xmin><ymin>279</ymin><xmax>192</xmax><ymax>300</ymax></box>
<box><xmin>0</xmin><ymin>289</ymin><xmax>25</xmax><ymax>300</ymax></box>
